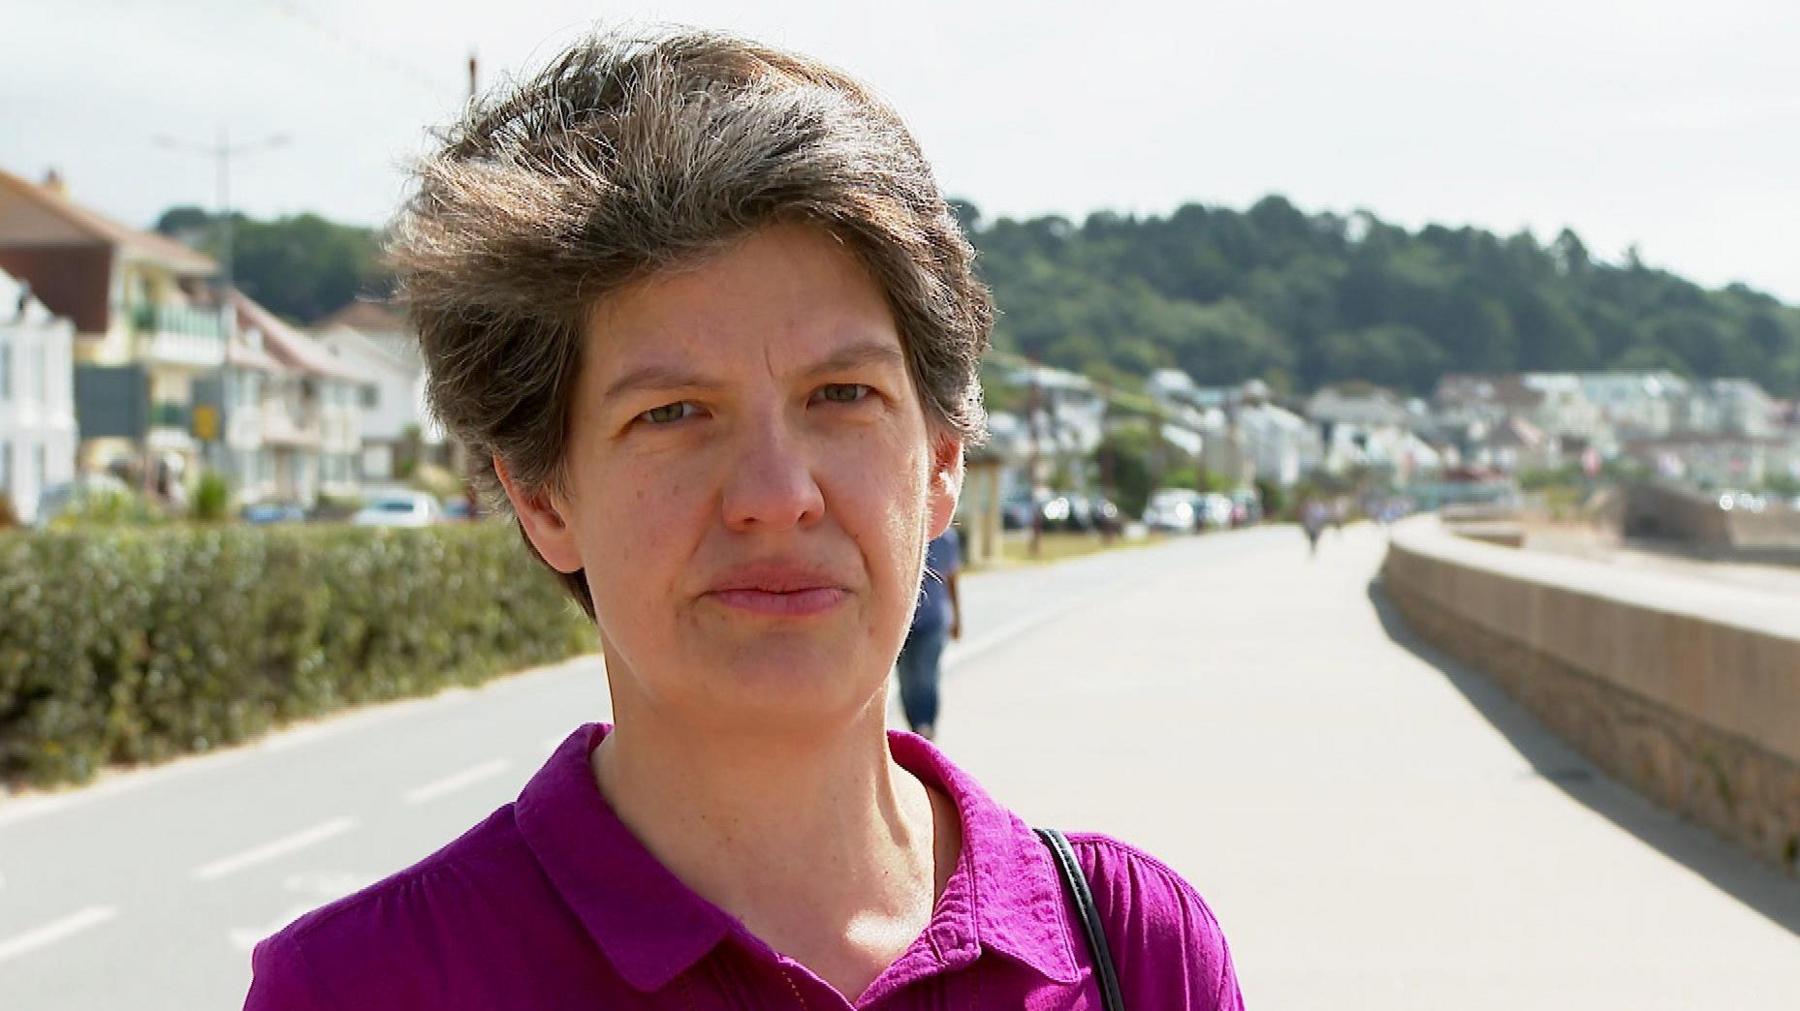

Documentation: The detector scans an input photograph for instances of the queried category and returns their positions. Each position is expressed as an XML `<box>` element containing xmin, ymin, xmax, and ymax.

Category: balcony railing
<box><xmin>129</xmin><ymin>303</ymin><xmax>228</xmax><ymax>340</ymax></box>
<box><xmin>129</xmin><ymin>302</ymin><xmax>228</xmax><ymax>369</ymax></box>
<box><xmin>151</xmin><ymin>401</ymin><xmax>189</xmax><ymax>429</ymax></box>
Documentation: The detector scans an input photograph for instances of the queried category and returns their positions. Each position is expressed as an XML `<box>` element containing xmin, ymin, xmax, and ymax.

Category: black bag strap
<box><xmin>1035</xmin><ymin>827</ymin><xmax>1126</xmax><ymax>1011</ymax></box>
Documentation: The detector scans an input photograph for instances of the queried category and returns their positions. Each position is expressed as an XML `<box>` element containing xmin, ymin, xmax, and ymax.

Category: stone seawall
<box><xmin>1383</xmin><ymin>517</ymin><xmax>1800</xmax><ymax>874</ymax></box>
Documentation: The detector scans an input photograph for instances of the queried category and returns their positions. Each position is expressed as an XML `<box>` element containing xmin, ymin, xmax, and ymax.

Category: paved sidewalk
<box><xmin>936</xmin><ymin>523</ymin><xmax>1800</xmax><ymax>1010</ymax></box>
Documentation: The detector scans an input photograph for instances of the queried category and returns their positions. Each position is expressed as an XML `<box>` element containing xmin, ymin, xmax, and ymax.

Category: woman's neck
<box><xmin>590</xmin><ymin>703</ymin><xmax>960</xmax><ymax>999</ymax></box>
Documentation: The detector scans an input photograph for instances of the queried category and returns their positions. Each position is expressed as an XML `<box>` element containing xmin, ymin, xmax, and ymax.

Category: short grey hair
<box><xmin>389</xmin><ymin>27</ymin><xmax>992</xmax><ymax>618</ymax></box>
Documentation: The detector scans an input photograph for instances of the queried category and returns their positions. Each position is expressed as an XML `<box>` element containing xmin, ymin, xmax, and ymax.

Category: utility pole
<box><xmin>1025</xmin><ymin>367</ymin><xmax>1043</xmax><ymax>558</ymax></box>
<box><xmin>468</xmin><ymin>50</ymin><xmax>479</xmax><ymax>103</ymax></box>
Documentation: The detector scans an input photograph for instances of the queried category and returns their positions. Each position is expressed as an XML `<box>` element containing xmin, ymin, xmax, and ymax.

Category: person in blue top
<box><xmin>896</xmin><ymin>526</ymin><xmax>962</xmax><ymax>740</ymax></box>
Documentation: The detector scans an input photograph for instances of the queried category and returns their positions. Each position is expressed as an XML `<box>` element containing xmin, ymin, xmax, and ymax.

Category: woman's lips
<box><xmin>707</xmin><ymin>587</ymin><xmax>848</xmax><ymax>617</ymax></box>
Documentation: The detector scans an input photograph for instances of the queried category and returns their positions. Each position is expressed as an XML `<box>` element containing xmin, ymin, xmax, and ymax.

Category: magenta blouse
<box><xmin>245</xmin><ymin>723</ymin><xmax>1244</xmax><ymax>1009</ymax></box>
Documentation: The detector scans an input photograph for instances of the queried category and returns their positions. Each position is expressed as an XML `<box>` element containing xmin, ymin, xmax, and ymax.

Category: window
<box><xmin>36</xmin><ymin>443</ymin><xmax>45</xmax><ymax>488</ymax></box>
<box><xmin>1</xmin><ymin>344</ymin><xmax>11</xmax><ymax>400</ymax></box>
<box><xmin>361</xmin><ymin>384</ymin><xmax>378</xmax><ymax>409</ymax></box>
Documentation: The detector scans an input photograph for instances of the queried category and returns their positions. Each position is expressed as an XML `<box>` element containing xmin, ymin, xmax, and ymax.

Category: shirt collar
<box><xmin>888</xmin><ymin>731</ymin><xmax>1080</xmax><ymax>986</ymax></box>
<box><xmin>514</xmin><ymin>723</ymin><xmax>1079</xmax><ymax>994</ymax></box>
<box><xmin>515</xmin><ymin>723</ymin><xmax>734</xmax><ymax>992</ymax></box>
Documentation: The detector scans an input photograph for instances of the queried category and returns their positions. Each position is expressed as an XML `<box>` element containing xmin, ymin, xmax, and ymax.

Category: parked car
<box><xmin>1143</xmin><ymin>488</ymin><xmax>1203</xmax><ymax>533</ymax></box>
<box><xmin>1716</xmin><ymin>491</ymin><xmax>1766</xmax><ymax>513</ymax></box>
<box><xmin>351</xmin><ymin>491</ymin><xmax>443</xmax><ymax>527</ymax></box>
<box><xmin>1082</xmin><ymin>494</ymin><xmax>1123</xmax><ymax>536</ymax></box>
<box><xmin>1001</xmin><ymin>490</ymin><xmax>1040</xmax><ymax>531</ymax></box>
<box><xmin>1038</xmin><ymin>493</ymin><xmax>1076</xmax><ymax>530</ymax></box>
<box><xmin>1198</xmin><ymin>493</ymin><xmax>1235</xmax><ymax>530</ymax></box>
<box><xmin>241</xmin><ymin>502</ymin><xmax>307</xmax><ymax>525</ymax></box>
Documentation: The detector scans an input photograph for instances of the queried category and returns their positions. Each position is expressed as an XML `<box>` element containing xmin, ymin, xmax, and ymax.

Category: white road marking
<box><xmin>402</xmin><ymin>759</ymin><xmax>511</xmax><ymax>805</ymax></box>
<box><xmin>192</xmin><ymin>818</ymin><xmax>356</xmax><ymax>882</ymax></box>
<box><xmin>0</xmin><ymin>906</ymin><xmax>118</xmax><ymax>964</ymax></box>
<box><xmin>228</xmin><ymin>869</ymin><xmax>379</xmax><ymax>952</ymax></box>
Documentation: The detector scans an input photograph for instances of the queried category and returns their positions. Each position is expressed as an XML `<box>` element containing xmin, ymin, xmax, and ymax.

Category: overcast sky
<box><xmin>4</xmin><ymin>0</ymin><xmax>1797</xmax><ymax>300</ymax></box>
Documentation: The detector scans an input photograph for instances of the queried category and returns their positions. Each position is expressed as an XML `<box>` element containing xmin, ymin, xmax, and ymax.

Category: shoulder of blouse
<box><xmin>242</xmin><ymin>805</ymin><xmax>529</xmax><ymax>1010</ymax></box>
<box><xmin>1063</xmin><ymin>831</ymin><xmax>1246</xmax><ymax>1011</ymax></box>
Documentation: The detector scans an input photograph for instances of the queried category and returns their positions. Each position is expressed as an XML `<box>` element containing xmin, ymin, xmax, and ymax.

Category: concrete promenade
<box><xmin>940</xmin><ymin>523</ymin><xmax>1800</xmax><ymax>1009</ymax></box>
<box><xmin>0</xmin><ymin>524</ymin><xmax>1795</xmax><ymax>1008</ymax></box>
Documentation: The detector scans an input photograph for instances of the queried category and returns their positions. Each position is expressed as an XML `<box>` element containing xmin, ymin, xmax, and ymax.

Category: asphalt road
<box><xmin>2</xmin><ymin>524</ymin><xmax>1796</xmax><ymax>1009</ymax></box>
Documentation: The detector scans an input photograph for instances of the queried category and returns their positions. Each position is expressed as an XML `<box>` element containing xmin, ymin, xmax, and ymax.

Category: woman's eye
<box><xmin>816</xmin><ymin>383</ymin><xmax>871</xmax><ymax>404</ymax></box>
<box><xmin>637</xmin><ymin>401</ymin><xmax>696</xmax><ymax>425</ymax></box>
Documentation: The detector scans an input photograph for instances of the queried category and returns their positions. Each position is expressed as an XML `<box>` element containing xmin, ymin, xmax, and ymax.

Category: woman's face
<box><xmin>507</xmin><ymin>224</ymin><xmax>962</xmax><ymax>735</ymax></box>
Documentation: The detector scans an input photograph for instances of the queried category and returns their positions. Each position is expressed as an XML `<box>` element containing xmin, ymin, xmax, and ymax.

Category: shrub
<box><xmin>0</xmin><ymin>521</ymin><xmax>593</xmax><ymax>787</ymax></box>
<box><xmin>191</xmin><ymin>470</ymin><xmax>232</xmax><ymax>523</ymax></box>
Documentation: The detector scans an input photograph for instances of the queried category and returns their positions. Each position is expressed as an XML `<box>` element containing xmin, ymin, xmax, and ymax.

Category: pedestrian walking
<box><xmin>1302</xmin><ymin>497</ymin><xmax>1328</xmax><ymax>557</ymax></box>
<box><xmin>895</xmin><ymin>526</ymin><xmax>963</xmax><ymax>740</ymax></box>
<box><xmin>245</xmin><ymin>27</ymin><xmax>1242</xmax><ymax>1011</ymax></box>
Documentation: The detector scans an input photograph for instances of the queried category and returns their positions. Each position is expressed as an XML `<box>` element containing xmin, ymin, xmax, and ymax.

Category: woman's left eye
<box><xmin>815</xmin><ymin>383</ymin><xmax>872</xmax><ymax>404</ymax></box>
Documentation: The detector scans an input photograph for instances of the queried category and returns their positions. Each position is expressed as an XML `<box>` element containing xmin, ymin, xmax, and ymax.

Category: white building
<box><xmin>316</xmin><ymin>323</ymin><xmax>440</xmax><ymax>481</ymax></box>
<box><xmin>1577</xmin><ymin>371</ymin><xmax>1686</xmax><ymax>441</ymax></box>
<box><xmin>0</xmin><ymin>268</ymin><xmax>77</xmax><ymax>521</ymax></box>
<box><xmin>1237</xmin><ymin>401</ymin><xmax>1322</xmax><ymax>487</ymax></box>
<box><xmin>219</xmin><ymin>292</ymin><xmax>365</xmax><ymax>506</ymax></box>
<box><xmin>1517</xmin><ymin>372</ymin><xmax>1608</xmax><ymax>446</ymax></box>
<box><xmin>1306</xmin><ymin>382</ymin><xmax>1412</xmax><ymax>431</ymax></box>
<box><xmin>1702</xmin><ymin>379</ymin><xmax>1776</xmax><ymax>439</ymax></box>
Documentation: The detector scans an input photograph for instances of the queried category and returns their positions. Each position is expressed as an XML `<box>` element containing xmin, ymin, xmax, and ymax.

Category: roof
<box><xmin>232</xmin><ymin>290</ymin><xmax>363</xmax><ymax>382</ymax></box>
<box><xmin>318</xmin><ymin>297</ymin><xmax>408</xmax><ymax>335</ymax></box>
<box><xmin>313</xmin><ymin>322</ymin><xmax>415</xmax><ymax>374</ymax></box>
<box><xmin>0</xmin><ymin>167</ymin><xmax>216</xmax><ymax>275</ymax></box>
<box><xmin>1490</xmin><ymin>415</ymin><xmax>1548</xmax><ymax>448</ymax></box>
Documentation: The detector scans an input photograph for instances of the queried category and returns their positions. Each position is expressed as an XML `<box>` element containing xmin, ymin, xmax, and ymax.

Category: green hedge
<box><xmin>0</xmin><ymin>521</ymin><xmax>594</xmax><ymax>787</ymax></box>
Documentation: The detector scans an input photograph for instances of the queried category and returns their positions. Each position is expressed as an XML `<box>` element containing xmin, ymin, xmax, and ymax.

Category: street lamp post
<box><xmin>152</xmin><ymin>128</ymin><xmax>290</xmax><ymax>296</ymax></box>
<box><xmin>149</xmin><ymin>128</ymin><xmax>288</xmax><ymax>497</ymax></box>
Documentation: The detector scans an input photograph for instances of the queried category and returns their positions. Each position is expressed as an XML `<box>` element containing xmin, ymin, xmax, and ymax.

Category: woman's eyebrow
<box><xmin>799</xmin><ymin>341</ymin><xmax>906</xmax><ymax>379</ymax></box>
<box><xmin>601</xmin><ymin>364</ymin><xmax>720</xmax><ymax>402</ymax></box>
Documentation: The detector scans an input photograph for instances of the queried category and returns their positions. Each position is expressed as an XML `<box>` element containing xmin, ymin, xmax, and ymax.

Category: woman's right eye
<box><xmin>638</xmin><ymin>402</ymin><xmax>696</xmax><ymax>425</ymax></box>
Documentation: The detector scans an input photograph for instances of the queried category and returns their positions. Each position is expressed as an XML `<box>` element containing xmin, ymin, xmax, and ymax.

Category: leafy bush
<box><xmin>0</xmin><ymin>521</ymin><xmax>593</xmax><ymax>787</ymax></box>
<box><xmin>191</xmin><ymin>470</ymin><xmax>232</xmax><ymax>522</ymax></box>
<box><xmin>48</xmin><ymin>486</ymin><xmax>167</xmax><ymax>528</ymax></box>
<box><xmin>1256</xmin><ymin>479</ymin><xmax>1287</xmax><ymax>520</ymax></box>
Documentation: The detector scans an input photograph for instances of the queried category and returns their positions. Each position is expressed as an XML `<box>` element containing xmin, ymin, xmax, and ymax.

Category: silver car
<box><xmin>350</xmin><ymin>491</ymin><xmax>443</xmax><ymax>528</ymax></box>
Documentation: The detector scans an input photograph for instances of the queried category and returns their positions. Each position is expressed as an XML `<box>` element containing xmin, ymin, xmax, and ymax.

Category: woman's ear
<box><xmin>925</xmin><ymin>434</ymin><xmax>965</xmax><ymax>539</ymax></box>
<box><xmin>493</xmin><ymin>455</ymin><xmax>584</xmax><ymax>573</ymax></box>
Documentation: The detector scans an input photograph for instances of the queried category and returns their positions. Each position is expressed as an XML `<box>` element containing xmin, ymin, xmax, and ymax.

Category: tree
<box><xmin>153</xmin><ymin>208</ymin><xmax>392</xmax><ymax>322</ymax></box>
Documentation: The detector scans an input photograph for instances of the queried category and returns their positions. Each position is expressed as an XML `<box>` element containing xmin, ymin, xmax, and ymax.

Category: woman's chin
<box><xmin>682</xmin><ymin>653</ymin><xmax>888</xmax><ymax>732</ymax></box>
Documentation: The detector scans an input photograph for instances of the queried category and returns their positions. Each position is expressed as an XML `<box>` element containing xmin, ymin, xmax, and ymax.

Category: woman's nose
<box><xmin>720</xmin><ymin>417</ymin><xmax>826</xmax><ymax>532</ymax></box>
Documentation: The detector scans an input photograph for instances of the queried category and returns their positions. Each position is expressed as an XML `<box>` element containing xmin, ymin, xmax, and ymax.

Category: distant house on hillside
<box><xmin>1306</xmin><ymin>381</ymin><xmax>1412</xmax><ymax>431</ymax></box>
<box><xmin>1577</xmin><ymin>371</ymin><xmax>1686</xmax><ymax>441</ymax></box>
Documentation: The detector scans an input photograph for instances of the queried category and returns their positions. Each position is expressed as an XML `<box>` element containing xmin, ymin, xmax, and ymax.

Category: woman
<box><xmin>246</xmin><ymin>28</ymin><xmax>1242</xmax><ymax>1010</ymax></box>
